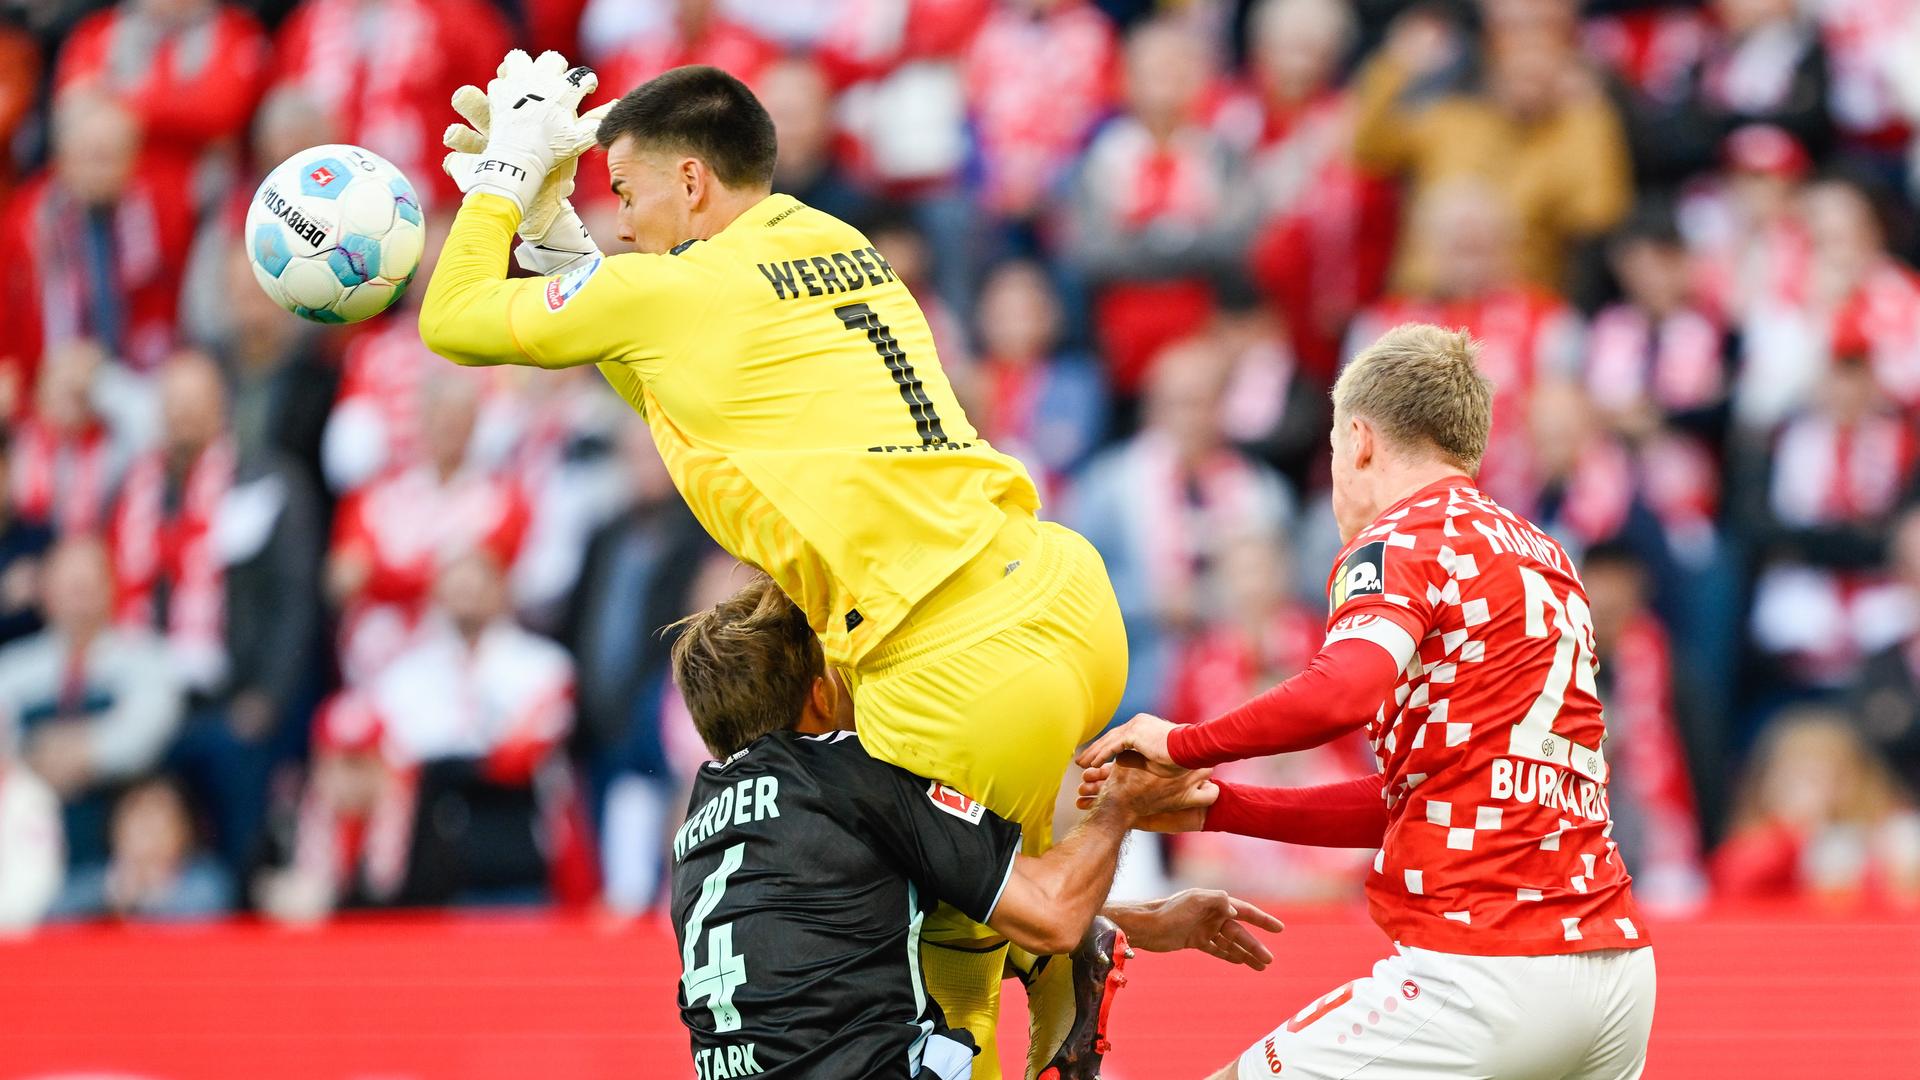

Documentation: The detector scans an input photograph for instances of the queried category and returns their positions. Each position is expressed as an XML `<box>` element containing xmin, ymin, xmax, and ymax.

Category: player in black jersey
<box><xmin>668</xmin><ymin>576</ymin><xmax>1283</xmax><ymax>1080</ymax></box>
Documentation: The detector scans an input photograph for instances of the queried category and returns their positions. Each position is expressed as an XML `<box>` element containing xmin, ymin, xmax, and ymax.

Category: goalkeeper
<box><xmin>418</xmin><ymin>53</ymin><xmax>1131</xmax><ymax>1080</ymax></box>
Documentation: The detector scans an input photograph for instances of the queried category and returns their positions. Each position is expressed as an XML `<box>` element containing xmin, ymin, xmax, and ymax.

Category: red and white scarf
<box><xmin>111</xmin><ymin>439</ymin><xmax>236</xmax><ymax>686</ymax></box>
<box><xmin>10</xmin><ymin>418</ymin><xmax>111</xmax><ymax>535</ymax></box>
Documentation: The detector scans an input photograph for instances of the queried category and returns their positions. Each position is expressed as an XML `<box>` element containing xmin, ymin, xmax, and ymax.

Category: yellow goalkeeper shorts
<box><xmin>849</xmin><ymin>509</ymin><xmax>1127</xmax><ymax>1080</ymax></box>
<box><xmin>850</xmin><ymin>508</ymin><xmax>1128</xmax><ymax>854</ymax></box>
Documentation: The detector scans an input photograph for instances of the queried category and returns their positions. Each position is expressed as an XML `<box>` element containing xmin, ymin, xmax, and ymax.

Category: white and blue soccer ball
<box><xmin>245</xmin><ymin>144</ymin><xmax>425</xmax><ymax>325</ymax></box>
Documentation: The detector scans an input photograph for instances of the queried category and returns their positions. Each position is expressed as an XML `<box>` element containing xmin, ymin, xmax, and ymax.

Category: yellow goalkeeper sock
<box><xmin>922</xmin><ymin>935</ymin><xmax>1010</xmax><ymax>1080</ymax></box>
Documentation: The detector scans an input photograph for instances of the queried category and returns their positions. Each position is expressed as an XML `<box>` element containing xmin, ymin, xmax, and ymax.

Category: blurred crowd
<box><xmin>2</xmin><ymin>0</ymin><xmax>1920</xmax><ymax>928</ymax></box>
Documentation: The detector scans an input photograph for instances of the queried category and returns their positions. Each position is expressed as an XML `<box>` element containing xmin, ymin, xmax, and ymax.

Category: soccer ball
<box><xmin>245</xmin><ymin>144</ymin><xmax>425</xmax><ymax>325</ymax></box>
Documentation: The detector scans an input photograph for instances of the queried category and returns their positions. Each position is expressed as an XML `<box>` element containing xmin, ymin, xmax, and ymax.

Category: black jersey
<box><xmin>669</xmin><ymin>730</ymin><xmax>1023</xmax><ymax>1080</ymax></box>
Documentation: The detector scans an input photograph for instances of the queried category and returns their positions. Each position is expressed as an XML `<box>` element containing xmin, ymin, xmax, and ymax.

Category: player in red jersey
<box><xmin>1079</xmin><ymin>323</ymin><xmax>1655</xmax><ymax>1079</ymax></box>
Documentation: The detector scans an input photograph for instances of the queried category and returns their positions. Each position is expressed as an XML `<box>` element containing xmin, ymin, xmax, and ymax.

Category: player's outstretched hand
<box><xmin>1076</xmin><ymin>712</ymin><xmax>1178</xmax><ymax>770</ymax></box>
<box><xmin>1076</xmin><ymin>760</ymin><xmax>1213</xmax><ymax>832</ymax></box>
<box><xmin>445</xmin><ymin>49</ymin><xmax>603</xmax><ymax>216</ymax></box>
<box><xmin>1097</xmin><ymin>751</ymin><xmax>1217</xmax><ymax>826</ymax></box>
<box><xmin>1106</xmin><ymin>889</ymin><xmax>1284</xmax><ymax>971</ymax></box>
<box><xmin>442</xmin><ymin>79</ymin><xmax>611</xmax><ymax>244</ymax></box>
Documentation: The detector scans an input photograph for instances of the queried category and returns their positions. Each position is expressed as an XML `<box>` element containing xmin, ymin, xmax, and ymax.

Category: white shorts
<box><xmin>1234</xmin><ymin>944</ymin><xmax>1656</xmax><ymax>1080</ymax></box>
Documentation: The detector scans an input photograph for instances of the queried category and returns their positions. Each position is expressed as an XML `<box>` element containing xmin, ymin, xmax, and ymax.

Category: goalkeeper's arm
<box><xmin>418</xmin><ymin>192</ymin><xmax>540</xmax><ymax>368</ymax></box>
<box><xmin>418</xmin><ymin>193</ymin><xmax>672</xmax><ymax>372</ymax></box>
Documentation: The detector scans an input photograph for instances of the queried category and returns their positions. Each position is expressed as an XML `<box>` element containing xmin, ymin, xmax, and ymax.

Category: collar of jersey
<box><xmin>1378</xmin><ymin>473</ymin><xmax>1475</xmax><ymax>522</ymax></box>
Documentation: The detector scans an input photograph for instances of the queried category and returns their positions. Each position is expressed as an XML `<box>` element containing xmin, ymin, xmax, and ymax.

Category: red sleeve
<box><xmin>1166</xmin><ymin>636</ymin><xmax>1402</xmax><ymax>768</ymax></box>
<box><xmin>1204</xmin><ymin>774</ymin><xmax>1387</xmax><ymax>848</ymax></box>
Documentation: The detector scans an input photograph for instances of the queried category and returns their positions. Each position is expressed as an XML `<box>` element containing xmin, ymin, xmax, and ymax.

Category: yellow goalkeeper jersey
<box><xmin>420</xmin><ymin>192</ymin><xmax>1040</xmax><ymax>665</ymax></box>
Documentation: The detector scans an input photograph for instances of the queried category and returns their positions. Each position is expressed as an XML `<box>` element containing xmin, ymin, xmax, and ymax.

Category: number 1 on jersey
<box><xmin>834</xmin><ymin>302</ymin><xmax>948</xmax><ymax>446</ymax></box>
<box><xmin>682</xmin><ymin>841</ymin><xmax>749</xmax><ymax>1032</ymax></box>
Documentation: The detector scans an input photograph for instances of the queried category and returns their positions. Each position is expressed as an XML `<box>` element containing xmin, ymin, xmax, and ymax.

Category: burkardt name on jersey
<box><xmin>756</xmin><ymin>247</ymin><xmax>898</xmax><ymax>300</ymax></box>
<box><xmin>673</xmin><ymin>773</ymin><xmax>781</xmax><ymax>863</ymax></box>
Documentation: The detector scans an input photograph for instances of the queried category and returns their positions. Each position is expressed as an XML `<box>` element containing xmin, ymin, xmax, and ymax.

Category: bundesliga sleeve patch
<box><xmin>1330</xmin><ymin>540</ymin><xmax>1389</xmax><ymax>613</ymax></box>
<box><xmin>927</xmin><ymin>781</ymin><xmax>986</xmax><ymax>825</ymax></box>
<box><xmin>544</xmin><ymin>254</ymin><xmax>602</xmax><ymax>312</ymax></box>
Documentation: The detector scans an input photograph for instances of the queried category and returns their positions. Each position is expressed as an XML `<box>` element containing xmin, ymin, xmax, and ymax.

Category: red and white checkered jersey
<box><xmin>1328</xmin><ymin>477</ymin><xmax>1649</xmax><ymax>956</ymax></box>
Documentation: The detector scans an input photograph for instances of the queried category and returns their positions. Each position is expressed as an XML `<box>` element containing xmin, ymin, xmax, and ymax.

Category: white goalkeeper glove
<box><xmin>443</xmin><ymin>49</ymin><xmax>600</xmax><ymax>218</ymax></box>
<box><xmin>442</xmin><ymin>78</ymin><xmax>610</xmax><ymax>245</ymax></box>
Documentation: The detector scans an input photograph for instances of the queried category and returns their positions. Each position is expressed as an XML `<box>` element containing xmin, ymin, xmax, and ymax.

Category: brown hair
<box><xmin>1334</xmin><ymin>323</ymin><xmax>1494</xmax><ymax>471</ymax></box>
<box><xmin>669</xmin><ymin>574</ymin><xmax>823</xmax><ymax>759</ymax></box>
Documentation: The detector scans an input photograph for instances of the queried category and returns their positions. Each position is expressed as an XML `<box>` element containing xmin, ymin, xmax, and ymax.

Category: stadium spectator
<box><xmin>560</xmin><ymin>425</ymin><xmax>712</xmax><ymax>912</ymax></box>
<box><xmin>0</xmin><ymin>19</ymin><xmax>41</xmax><ymax>201</ymax></box>
<box><xmin>1802</xmin><ymin>178</ymin><xmax>1920</xmax><ymax>412</ymax></box>
<box><xmin>1069</xmin><ymin>335</ymin><xmax>1291</xmax><ymax>722</ymax></box>
<box><xmin>585</xmin><ymin>0</ymin><xmax>776</xmax><ymax>101</ymax></box>
<box><xmin>364</xmin><ymin>549</ymin><xmax>577</xmax><ymax>905</ymax></box>
<box><xmin>270</xmin><ymin>0</ymin><xmax>510</xmax><ymax>209</ymax></box>
<box><xmin>1231</xmin><ymin>0</ymin><xmax>1398</xmax><ymax>379</ymax></box>
<box><xmin>111</xmin><ymin>350</ymin><xmax>323</xmax><ymax>870</ymax></box>
<box><xmin>0</xmin><ymin>537</ymin><xmax>181</xmax><ymax>868</ymax></box>
<box><xmin>1583</xmin><ymin>541</ymin><xmax>1709</xmax><ymax>914</ymax></box>
<box><xmin>1712</xmin><ymin>708</ymin><xmax>1920</xmax><ymax>905</ymax></box>
<box><xmin>487</xmin><ymin>368</ymin><xmax>630</xmax><ymax>628</ymax></box>
<box><xmin>1212</xmin><ymin>289</ymin><xmax>1327</xmax><ymax>495</ymax></box>
<box><xmin>212</xmin><ymin>245</ymin><xmax>339</xmax><ymax>510</ymax></box>
<box><xmin>1586</xmin><ymin>205</ymin><xmax>1730</xmax><ymax>557</ymax></box>
<box><xmin>1748</xmin><ymin>352</ymin><xmax>1913</xmax><ymax>692</ymax></box>
<box><xmin>1347</xmin><ymin>179</ymin><xmax>1581</xmax><ymax>507</ymax></box>
<box><xmin>965</xmin><ymin>0</ymin><xmax>1117</xmax><ymax>223</ymax></box>
<box><xmin>50</xmin><ymin>773</ymin><xmax>232</xmax><ymax>920</ymax></box>
<box><xmin>0</xmin><ymin>88</ymin><xmax>197</xmax><ymax>378</ymax></box>
<box><xmin>763</xmin><ymin>56</ymin><xmax>875</xmax><ymax>228</ymax></box>
<box><xmin>1064</xmin><ymin>16</ymin><xmax>1254</xmax><ymax>397</ymax></box>
<box><xmin>317</xmin><ymin>231</ymin><xmax>458</xmax><ymax>498</ymax></box>
<box><xmin>0</xmin><ymin>436</ymin><xmax>54</xmax><ymax>650</ymax></box>
<box><xmin>0</xmin><ymin>755</ymin><xmax>62</xmax><ymax>930</ymax></box>
<box><xmin>1850</xmin><ymin>508</ymin><xmax>1920</xmax><ymax>793</ymax></box>
<box><xmin>9</xmin><ymin>338</ymin><xmax>156</xmax><ymax>538</ymax></box>
<box><xmin>327</xmin><ymin>368</ymin><xmax>527</xmax><ymax>685</ymax></box>
<box><xmin>52</xmin><ymin>0</ymin><xmax>270</xmax><ymax>189</ymax></box>
<box><xmin>255</xmin><ymin>690</ymin><xmax>412</xmax><ymax>920</ymax></box>
<box><xmin>969</xmin><ymin>258</ymin><xmax>1106</xmax><ymax>504</ymax></box>
<box><xmin>1353</xmin><ymin>6</ymin><xmax>1632</xmax><ymax>296</ymax></box>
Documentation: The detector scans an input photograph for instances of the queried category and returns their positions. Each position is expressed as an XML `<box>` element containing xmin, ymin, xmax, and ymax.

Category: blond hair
<box><xmin>670</xmin><ymin>574</ymin><xmax>824</xmax><ymax>759</ymax></box>
<box><xmin>1334</xmin><ymin>323</ymin><xmax>1493</xmax><ymax>471</ymax></box>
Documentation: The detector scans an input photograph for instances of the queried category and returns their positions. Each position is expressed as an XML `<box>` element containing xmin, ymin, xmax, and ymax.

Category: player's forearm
<box><xmin>989</xmin><ymin>799</ymin><xmax>1129</xmax><ymax>955</ymax></box>
<box><xmin>1204</xmin><ymin>775</ymin><xmax>1388</xmax><ymax>848</ymax></box>
<box><xmin>418</xmin><ymin>192</ymin><xmax>531</xmax><ymax>368</ymax></box>
<box><xmin>1167</xmin><ymin>638</ymin><xmax>1403</xmax><ymax>768</ymax></box>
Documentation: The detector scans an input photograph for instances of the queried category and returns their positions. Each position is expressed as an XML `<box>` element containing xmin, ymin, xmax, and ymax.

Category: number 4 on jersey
<box><xmin>682</xmin><ymin>842</ymin><xmax>749</xmax><ymax>1032</ymax></box>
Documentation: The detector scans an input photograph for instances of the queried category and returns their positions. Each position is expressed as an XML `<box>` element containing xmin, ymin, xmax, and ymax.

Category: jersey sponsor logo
<box><xmin>1330</xmin><ymin>541</ymin><xmax>1388</xmax><ymax>612</ymax></box>
<box><xmin>1330</xmin><ymin>613</ymin><xmax>1379</xmax><ymax>635</ymax></box>
<box><xmin>1400</xmin><ymin>979</ymin><xmax>1420</xmax><ymax>1001</ymax></box>
<box><xmin>544</xmin><ymin>253</ymin><xmax>602</xmax><ymax>312</ymax></box>
<box><xmin>1261</xmin><ymin>1036</ymin><xmax>1286</xmax><ymax>1073</ymax></box>
<box><xmin>927</xmin><ymin>781</ymin><xmax>986</xmax><ymax>824</ymax></box>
